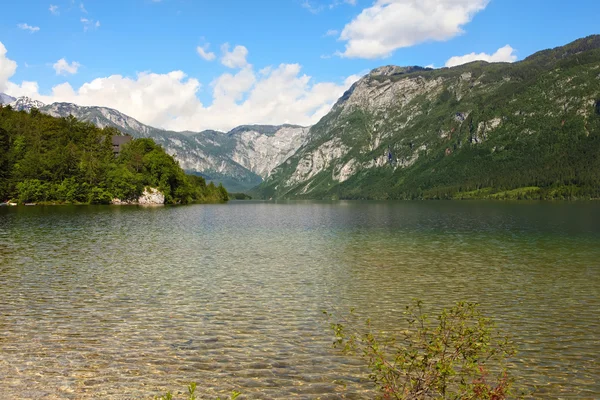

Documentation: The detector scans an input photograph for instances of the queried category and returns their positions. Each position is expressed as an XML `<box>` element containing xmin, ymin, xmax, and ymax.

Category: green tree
<box><xmin>0</xmin><ymin>107</ymin><xmax>228</xmax><ymax>204</ymax></box>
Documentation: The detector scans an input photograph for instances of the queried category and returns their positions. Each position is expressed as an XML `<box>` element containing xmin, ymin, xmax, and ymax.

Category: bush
<box><xmin>157</xmin><ymin>382</ymin><xmax>240</xmax><ymax>400</ymax></box>
<box><xmin>327</xmin><ymin>301</ymin><xmax>517</xmax><ymax>399</ymax></box>
<box><xmin>88</xmin><ymin>187</ymin><xmax>113</xmax><ymax>204</ymax></box>
<box><xmin>16</xmin><ymin>179</ymin><xmax>48</xmax><ymax>203</ymax></box>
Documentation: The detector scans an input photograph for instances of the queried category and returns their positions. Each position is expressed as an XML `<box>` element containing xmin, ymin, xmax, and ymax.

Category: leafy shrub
<box><xmin>156</xmin><ymin>382</ymin><xmax>240</xmax><ymax>400</ymax></box>
<box><xmin>16</xmin><ymin>179</ymin><xmax>48</xmax><ymax>203</ymax></box>
<box><xmin>327</xmin><ymin>301</ymin><xmax>517</xmax><ymax>399</ymax></box>
<box><xmin>88</xmin><ymin>187</ymin><xmax>113</xmax><ymax>204</ymax></box>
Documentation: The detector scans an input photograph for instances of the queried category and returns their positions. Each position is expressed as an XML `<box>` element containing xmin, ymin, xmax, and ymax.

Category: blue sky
<box><xmin>0</xmin><ymin>0</ymin><xmax>598</xmax><ymax>131</ymax></box>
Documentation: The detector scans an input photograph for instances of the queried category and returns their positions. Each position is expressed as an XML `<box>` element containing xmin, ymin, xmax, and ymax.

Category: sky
<box><xmin>0</xmin><ymin>0</ymin><xmax>598</xmax><ymax>132</ymax></box>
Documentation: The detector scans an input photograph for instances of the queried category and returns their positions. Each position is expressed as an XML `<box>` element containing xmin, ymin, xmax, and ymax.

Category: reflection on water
<box><xmin>0</xmin><ymin>201</ymin><xmax>599</xmax><ymax>399</ymax></box>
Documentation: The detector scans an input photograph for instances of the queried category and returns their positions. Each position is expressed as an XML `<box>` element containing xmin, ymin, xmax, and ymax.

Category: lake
<box><xmin>0</xmin><ymin>201</ymin><xmax>599</xmax><ymax>399</ymax></box>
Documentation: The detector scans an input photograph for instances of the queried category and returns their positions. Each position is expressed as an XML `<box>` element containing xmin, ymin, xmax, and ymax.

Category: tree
<box><xmin>0</xmin><ymin>107</ymin><xmax>228</xmax><ymax>204</ymax></box>
<box><xmin>0</xmin><ymin>127</ymin><xmax>10</xmax><ymax>199</ymax></box>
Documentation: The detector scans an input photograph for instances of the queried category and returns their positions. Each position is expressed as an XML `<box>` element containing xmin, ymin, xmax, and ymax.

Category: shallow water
<box><xmin>0</xmin><ymin>201</ymin><xmax>599</xmax><ymax>399</ymax></box>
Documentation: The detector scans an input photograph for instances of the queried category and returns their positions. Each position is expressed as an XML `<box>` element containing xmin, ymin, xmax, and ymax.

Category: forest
<box><xmin>0</xmin><ymin>106</ymin><xmax>228</xmax><ymax>204</ymax></box>
<box><xmin>254</xmin><ymin>35</ymin><xmax>600</xmax><ymax>201</ymax></box>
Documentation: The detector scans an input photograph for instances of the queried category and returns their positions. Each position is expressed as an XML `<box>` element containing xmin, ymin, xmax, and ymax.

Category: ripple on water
<box><xmin>0</xmin><ymin>201</ymin><xmax>599</xmax><ymax>399</ymax></box>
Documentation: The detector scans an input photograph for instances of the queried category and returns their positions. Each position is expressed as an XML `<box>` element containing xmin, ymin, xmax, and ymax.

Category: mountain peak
<box><xmin>227</xmin><ymin>124</ymin><xmax>304</xmax><ymax>137</ymax></box>
<box><xmin>369</xmin><ymin>65</ymin><xmax>430</xmax><ymax>78</ymax></box>
<box><xmin>8</xmin><ymin>96</ymin><xmax>46</xmax><ymax>112</ymax></box>
<box><xmin>0</xmin><ymin>93</ymin><xmax>16</xmax><ymax>105</ymax></box>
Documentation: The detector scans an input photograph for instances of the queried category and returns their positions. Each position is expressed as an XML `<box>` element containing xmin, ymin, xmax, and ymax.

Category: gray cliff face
<box><xmin>43</xmin><ymin>103</ymin><xmax>155</xmax><ymax>137</ymax></box>
<box><xmin>2</xmin><ymin>97</ymin><xmax>309</xmax><ymax>192</ymax></box>
<box><xmin>257</xmin><ymin>67</ymin><xmax>450</xmax><ymax>198</ymax></box>
<box><xmin>254</xmin><ymin>36</ymin><xmax>600</xmax><ymax>199</ymax></box>
<box><xmin>229</xmin><ymin>126</ymin><xmax>310</xmax><ymax>179</ymax></box>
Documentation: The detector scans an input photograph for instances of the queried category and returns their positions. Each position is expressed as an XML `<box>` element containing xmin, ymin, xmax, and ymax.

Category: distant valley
<box><xmin>0</xmin><ymin>96</ymin><xmax>309</xmax><ymax>192</ymax></box>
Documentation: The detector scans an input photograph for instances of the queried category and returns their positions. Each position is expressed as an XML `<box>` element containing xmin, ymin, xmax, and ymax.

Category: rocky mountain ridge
<box><xmin>0</xmin><ymin>96</ymin><xmax>310</xmax><ymax>192</ymax></box>
<box><xmin>0</xmin><ymin>93</ymin><xmax>15</xmax><ymax>104</ymax></box>
<box><xmin>6</xmin><ymin>96</ymin><xmax>45</xmax><ymax>112</ymax></box>
<box><xmin>254</xmin><ymin>35</ymin><xmax>600</xmax><ymax>200</ymax></box>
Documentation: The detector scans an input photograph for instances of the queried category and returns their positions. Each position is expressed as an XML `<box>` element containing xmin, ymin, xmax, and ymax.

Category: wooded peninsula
<box><xmin>0</xmin><ymin>106</ymin><xmax>228</xmax><ymax>205</ymax></box>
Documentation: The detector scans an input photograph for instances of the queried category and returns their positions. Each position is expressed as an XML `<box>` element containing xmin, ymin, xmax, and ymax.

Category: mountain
<box><xmin>0</xmin><ymin>106</ymin><xmax>228</xmax><ymax>204</ymax></box>
<box><xmin>254</xmin><ymin>35</ymin><xmax>600</xmax><ymax>200</ymax></box>
<box><xmin>7</xmin><ymin>96</ymin><xmax>45</xmax><ymax>112</ymax></box>
<box><xmin>0</xmin><ymin>93</ymin><xmax>15</xmax><ymax>104</ymax></box>
<box><xmin>1</xmin><ymin>98</ymin><xmax>309</xmax><ymax>192</ymax></box>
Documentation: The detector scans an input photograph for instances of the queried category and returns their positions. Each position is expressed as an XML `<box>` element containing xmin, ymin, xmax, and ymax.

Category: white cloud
<box><xmin>330</xmin><ymin>0</ymin><xmax>357</xmax><ymax>8</ymax></box>
<box><xmin>18</xmin><ymin>23</ymin><xmax>40</xmax><ymax>33</ymax></box>
<box><xmin>339</xmin><ymin>0</ymin><xmax>489</xmax><ymax>59</ymax></box>
<box><xmin>80</xmin><ymin>2</ymin><xmax>88</xmax><ymax>13</ymax></box>
<box><xmin>5</xmin><ymin>81</ymin><xmax>42</xmax><ymax>99</ymax></box>
<box><xmin>81</xmin><ymin>18</ymin><xmax>100</xmax><ymax>31</ymax></box>
<box><xmin>196</xmin><ymin>44</ymin><xmax>216</xmax><ymax>61</ymax></box>
<box><xmin>325</xmin><ymin>29</ymin><xmax>339</xmax><ymax>37</ymax></box>
<box><xmin>343</xmin><ymin>74</ymin><xmax>362</xmax><ymax>88</ymax></box>
<box><xmin>53</xmin><ymin>58</ymin><xmax>81</xmax><ymax>75</ymax></box>
<box><xmin>301</xmin><ymin>1</ymin><xmax>324</xmax><ymax>14</ymax></box>
<box><xmin>303</xmin><ymin>0</ymin><xmax>356</xmax><ymax>13</ymax></box>
<box><xmin>49</xmin><ymin>4</ymin><xmax>59</xmax><ymax>15</ymax></box>
<box><xmin>1</xmin><ymin>42</ymin><xmax>358</xmax><ymax>132</ymax></box>
<box><xmin>0</xmin><ymin>42</ymin><xmax>18</xmax><ymax>93</ymax></box>
<box><xmin>221</xmin><ymin>44</ymin><xmax>249</xmax><ymax>69</ymax></box>
<box><xmin>445</xmin><ymin>45</ymin><xmax>517</xmax><ymax>67</ymax></box>
<box><xmin>169</xmin><ymin>63</ymin><xmax>354</xmax><ymax>131</ymax></box>
<box><xmin>212</xmin><ymin>68</ymin><xmax>256</xmax><ymax>103</ymax></box>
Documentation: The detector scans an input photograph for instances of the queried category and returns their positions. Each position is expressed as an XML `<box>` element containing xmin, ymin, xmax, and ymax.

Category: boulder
<box><xmin>137</xmin><ymin>188</ymin><xmax>165</xmax><ymax>205</ymax></box>
<box><xmin>111</xmin><ymin>187</ymin><xmax>165</xmax><ymax>205</ymax></box>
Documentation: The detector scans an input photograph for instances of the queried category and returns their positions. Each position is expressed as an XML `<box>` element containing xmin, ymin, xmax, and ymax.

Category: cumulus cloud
<box><xmin>0</xmin><ymin>42</ymin><xmax>357</xmax><ymax>132</ymax></box>
<box><xmin>18</xmin><ymin>23</ymin><xmax>40</xmax><ymax>33</ymax></box>
<box><xmin>221</xmin><ymin>44</ymin><xmax>249</xmax><ymax>69</ymax></box>
<box><xmin>196</xmin><ymin>44</ymin><xmax>216</xmax><ymax>61</ymax></box>
<box><xmin>212</xmin><ymin>68</ymin><xmax>256</xmax><ymax>103</ymax></box>
<box><xmin>53</xmin><ymin>58</ymin><xmax>81</xmax><ymax>75</ymax></box>
<box><xmin>0</xmin><ymin>42</ymin><xmax>18</xmax><ymax>93</ymax></box>
<box><xmin>164</xmin><ymin>63</ymin><xmax>355</xmax><ymax>131</ymax></box>
<box><xmin>49</xmin><ymin>4</ymin><xmax>59</xmax><ymax>15</ymax></box>
<box><xmin>339</xmin><ymin>0</ymin><xmax>489</xmax><ymax>59</ymax></box>
<box><xmin>445</xmin><ymin>45</ymin><xmax>517</xmax><ymax>67</ymax></box>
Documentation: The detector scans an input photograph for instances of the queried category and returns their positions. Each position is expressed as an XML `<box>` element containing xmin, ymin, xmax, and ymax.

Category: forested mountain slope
<box><xmin>254</xmin><ymin>35</ymin><xmax>600</xmax><ymax>200</ymax></box>
<box><xmin>0</xmin><ymin>97</ymin><xmax>308</xmax><ymax>192</ymax></box>
<box><xmin>0</xmin><ymin>107</ymin><xmax>228</xmax><ymax>204</ymax></box>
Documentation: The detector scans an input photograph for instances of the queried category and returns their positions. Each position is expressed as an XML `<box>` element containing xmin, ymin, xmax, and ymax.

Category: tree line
<box><xmin>0</xmin><ymin>106</ymin><xmax>228</xmax><ymax>204</ymax></box>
